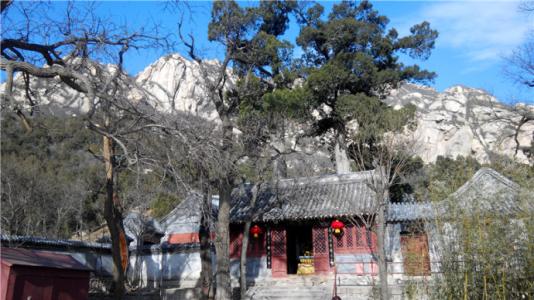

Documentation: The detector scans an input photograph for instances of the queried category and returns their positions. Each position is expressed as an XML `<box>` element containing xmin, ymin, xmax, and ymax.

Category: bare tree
<box><xmin>237</xmin><ymin>152</ymin><xmax>298</xmax><ymax>299</ymax></box>
<box><xmin>349</xmin><ymin>134</ymin><xmax>419</xmax><ymax>300</ymax></box>
<box><xmin>498</xmin><ymin>2</ymin><xmax>534</xmax><ymax>161</ymax></box>
<box><xmin>478</xmin><ymin>94</ymin><xmax>534</xmax><ymax>164</ymax></box>
<box><xmin>175</xmin><ymin>9</ymin><xmax>251</xmax><ymax>299</ymax></box>
<box><xmin>504</xmin><ymin>35</ymin><xmax>534</xmax><ymax>89</ymax></box>
<box><xmin>1</xmin><ymin>2</ymin><xmax>170</xmax><ymax>298</ymax></box>
<box><xmin>520</xmin><ymin>0</ymin><xmax>534</xmax><ymax>12</ymax></box>
<box><xmin>140</xmin><ymin>112</ymin><xmax>230</xmax><ymax>300</ymax></box>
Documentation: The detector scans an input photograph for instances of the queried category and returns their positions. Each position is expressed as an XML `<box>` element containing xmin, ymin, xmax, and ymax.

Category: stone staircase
<box><xmin>242</xmin><ymin>275</ymin><xmax>410</xmax><ymax>300</ymax></box>
<box><xmin>244</xmin><ymin>276</ymin><xmax>334</xmax><ymax>300</ymax></box>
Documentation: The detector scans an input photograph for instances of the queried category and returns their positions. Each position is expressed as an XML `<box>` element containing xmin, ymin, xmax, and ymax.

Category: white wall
<box><xmin>127</xmin><ymin>251</ymin><xmax>202</xmax><ymax>289</ymax></box>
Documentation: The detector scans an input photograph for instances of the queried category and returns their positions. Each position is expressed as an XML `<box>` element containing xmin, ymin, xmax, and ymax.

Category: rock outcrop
<box><xmin>136</xmin><ymin>53</ymin><xmax>235</xmax><ymax>122</ymax></box>
<box><xmin>3</xmin><ymin>54</ymin><xmax>533</xmax><ymax>165</ymax></box>
<box><xmin>136</xmin><ymin>55</ymin><xmax>533</xmax><ymax>165</ymax></box>
<box><xmin>385</xmin><ymin>84</ymin><xmax>533</xmax><ymax>164</ymax></box>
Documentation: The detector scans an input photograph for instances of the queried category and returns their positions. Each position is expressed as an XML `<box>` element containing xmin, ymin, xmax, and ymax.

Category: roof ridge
<box><xmin>160</xmin><ymin>191</ymin><xmax>203</xmax><ymax>225</ymax></box>
<box><xmin>274</xmin><ymin>170</ymin><xmax>375</xmax><ymax>187</ymax></box>
<box><xmin>475</xmin><ymin>167</ymin><xmax>520</xmax><ymax>190</ymax></box>
<box><xmin>449</xmin><ymin>167</ymin><xmax>519</xmax><ymax>201</ymax></box>
<box><xmin>0</xmin><ymin>234</ymin><xmax>111</xmax><ymax>249</ymax></box>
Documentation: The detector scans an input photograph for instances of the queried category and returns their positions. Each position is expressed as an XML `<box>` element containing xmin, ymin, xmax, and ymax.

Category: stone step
<box><xmin>246</xmin><ymin>293</ymin><xmax>329</xmax><ymax>300</ymax></box>
<box><xmin>247</xmin><ymin>296</ymin><xmax>327</xmax><ymax>300</ymax></box>
<box><xmin>248</xmin><ymin>278</ymin><xmax>332</xmax><ymax>287</ymax></box>
<box><xmin>245</xmin><ymin>287</ymin><xmax>330</xmax><ymax>300</ymax></box>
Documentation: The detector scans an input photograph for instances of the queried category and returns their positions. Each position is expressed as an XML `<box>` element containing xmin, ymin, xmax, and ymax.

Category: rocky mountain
<box><xmin>136</xmin><ymin>54</ymin><xmax>533</xmax><ymax>165</ymax></box>
<box><xmin>2</xmin><ymin>59</ymin><xmax>139</xmax><ymax>117</ymax></box>
<box><xmin>136</xmin><ymin>53</ymin><xmax>234</xmax><ymax>123</ymax></box>
<box><xmin>3</xmin><ymin>54</ymin><xmax>533</xmax><ymax>165</ymax></box>
<box><xmin>385</xmin><ymin>84</ymin><xmax>533</xmax><ymax>164</ymax></box>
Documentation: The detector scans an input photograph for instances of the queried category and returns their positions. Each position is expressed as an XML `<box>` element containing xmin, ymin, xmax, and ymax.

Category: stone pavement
<box><xmin>243</xmin><ymin>275</ymin><xmax>409</xmax><ymax>300</ymax></box>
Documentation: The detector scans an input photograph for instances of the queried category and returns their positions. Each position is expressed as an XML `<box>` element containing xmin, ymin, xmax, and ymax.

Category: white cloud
<box><xmin>399</xmin><ymin>1</ymin><xmax>532</xmax><ymax>63</ymax></box>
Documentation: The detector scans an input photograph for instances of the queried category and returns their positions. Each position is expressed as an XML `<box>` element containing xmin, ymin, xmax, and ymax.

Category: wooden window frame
<box><xmin>334</xmin><ymin>225</ymin><xmax>377</xmax><ymax>254</ymax></box>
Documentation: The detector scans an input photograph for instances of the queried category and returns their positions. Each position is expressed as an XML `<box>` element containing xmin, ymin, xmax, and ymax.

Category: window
<box><xmin>334</xmin><ymin>224</ymin><xmax>376</xmax><ymax>254</ymax></box>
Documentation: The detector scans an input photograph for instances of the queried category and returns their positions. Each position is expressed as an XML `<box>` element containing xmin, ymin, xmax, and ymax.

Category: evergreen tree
<box><xmin>292</xmin><ymin>0</ymin><xmax>438</xmax><ymax>173</ymax></box>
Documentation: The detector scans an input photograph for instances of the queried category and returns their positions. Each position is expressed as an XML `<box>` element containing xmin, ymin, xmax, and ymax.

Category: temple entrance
<box><xmin>286</xmin><ymin>224</ymin><xmax>313</xmax><ymax>274</ymax></box>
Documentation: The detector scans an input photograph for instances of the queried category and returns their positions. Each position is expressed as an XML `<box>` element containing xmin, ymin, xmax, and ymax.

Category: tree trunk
<box><xmin>102</xmin><ymin>135</ymin><xmax>127</xmax><ymax>300</ymax></box>
<box><xmin>376</xmin><ymin>191</ymin><xmax>389</xmax><ymax>300</ymax></box>
<box><xmin>239</xmin><ymin>183</ymin><xmax>260</xmax><ymax>299</ymax></box>
<box><xmin>334</xmin><ymin>133</ymin><xmax>351</xmax><ymax>174</ymax></box>
<box><xmin>214</xmin><ymin>116</ymin><xmax>235</xmax><ymax>300</ymax></box>
<box><xmin>215</xmin><ymin>179</ymin><xmax>232</xmax><ymax>300</ymax></box>
<box><xmin>199</xmin><ymin>190</ymin><xmax>213</xmax><ymax>300</ymax></box>
<box><xmin>272</xmin><ymin>130</ymin><xmax>288</xmax><ymax>179</ymax></box>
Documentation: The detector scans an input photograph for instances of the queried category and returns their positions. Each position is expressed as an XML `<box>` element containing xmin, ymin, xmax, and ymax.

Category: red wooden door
<box><xmin>401</xmin><ymin>233</ymin><xmax>431</xmax><ymax>276</ymax></box>
<box><xmin>271</xmin><ymin>227</ymin><xmax>287</xmax><ymax>277</ymax></box>
<box><xmin>13</xmin><ymin>274</ymin><xmax>53</xmax><ymax>300</ymax></box>
<box><xmin>312</xmin><ymin>226</ymin><xmax>330</xmax><ymax>273</ymax></box>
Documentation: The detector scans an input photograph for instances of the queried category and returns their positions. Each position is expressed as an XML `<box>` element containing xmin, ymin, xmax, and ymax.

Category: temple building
<box><xmin>1</xmin><ymin>167</ymin><xmax>527</xmax><ymax>298</ymax></box>
<box><xmin>162</xmin><ymin>167</ymin><xmax>525</xmax><ymax>284</ymax></box>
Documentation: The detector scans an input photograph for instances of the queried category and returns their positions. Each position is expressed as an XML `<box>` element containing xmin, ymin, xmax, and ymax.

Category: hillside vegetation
<box><xmin>0</xmin><ymin>116</ymin><xmax>180</xmax><ymax>239</ymax></box>
<box><xmin>2</xmin><ymin>114</ymin><xmax>531</xmax><ymax>239</ymax></box>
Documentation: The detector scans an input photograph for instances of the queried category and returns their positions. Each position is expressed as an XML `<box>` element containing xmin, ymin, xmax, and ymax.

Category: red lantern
<box><xmin>250</xmin><ymin>225</ymin><xmax>263</xmax><ymax>238</ymax></box>
<box><xmin>331</xmin><ymin>219</ymin><xmax>345</xmax><ymax>235</ymax></box>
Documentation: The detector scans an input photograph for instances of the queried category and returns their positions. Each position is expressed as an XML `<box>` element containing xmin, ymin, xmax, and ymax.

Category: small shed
<box><xmin>1</xmin><ymin>247</ymin><xmax>91</xmax><ymax>300</ymax></box>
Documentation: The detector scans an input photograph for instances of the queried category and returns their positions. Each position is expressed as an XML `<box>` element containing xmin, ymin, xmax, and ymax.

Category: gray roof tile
<box><xmin>230</xmin><ymin>171</ymin><xmax>378</xmax><ymax>222</ymax></box>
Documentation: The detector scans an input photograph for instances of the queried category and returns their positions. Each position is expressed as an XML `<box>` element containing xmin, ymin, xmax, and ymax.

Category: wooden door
<box><xmin>312</xmin><ymin>227</ymin><xmax>330</xmax><ymax>273</ymax></box>
<box><xmin>271</xmin><ymin>227</ymin><xmax>287</xmax><ymax>277</ymax></box>
<box><xmin>400</xmin><ymin>233</ymin><xmax>431</xmax><ymax>276</ymax></box>
<box><xmin>13</xmin><ymin>274</ymin><xmax>53</xmax><ymax>300</ymax></box>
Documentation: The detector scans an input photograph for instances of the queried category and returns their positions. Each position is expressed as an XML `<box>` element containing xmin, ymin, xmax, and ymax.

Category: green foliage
<box><xmin>208</xmin><ymin>1</ymin><xmax>256</xmax><ymax>45</ymax></box>
<box><xmin>487</xmin><ymin>157</ymin><xmax>534</xmax><ymax>190</ymax></box>
<box><xmin>150</xmin><ymin>193</ymin><xmax>183</xmax><ymax>219</ymax></box>
<box><xmin>418</xmin><ymin>155</ymin><xmax>534</xmax><ymax>203</ymax></box>
<box><xmin>339</xmin><ymin>94</ymin><xmax>416</xmax><ymax>141</ymax></box>
<box><xmin>432</xmin><ymin>213</ymin><xmax>534</xmax><ymax>299</ymax></box>
<box><xmin>256</xmin><ymin>0</ymin><xmax>297</xmax><ymax>37</ymax></box>
<box><xmin>425</xmin><ymin>156</ymin><xmax>481</xmax><ymax>202</ymax></box>
<box><xmin>1</xmin><ymin>115</ymin><xmax>105</xmax><ymax>238</ymax></box>
<box><xmin>1</xmin><ymin>115</ymin><xmax>182</xmax><ymax>238</ymax></box>
<box><xmin>408</xmin><ymin>156</ymin><xmax>534</xmax><ymax>299</ymax></box>
<box><xmin>211</xmin><ymin>1</ymin><xmax>434</xmax><ymax>167</ymax></box>
<box><xmin>209</xmin><ymin>0</ymin><xmax>295</xmax><ymax>80</ymax></box>
<box><xmin>209</xmin><ymin>0</ymin><xmax>303</xmax><ymax>176</ymax></box>
<box><xmin>240</xmin><ymin>87</ymin><xmax>311</xmax><ymax>121</ymax></box>
<box><xmin>236</xmin><ymin>158</ymin><xmax>270</xmax><ymax>182</ymax></box>
<box><xmin>293</xmin><ymin>0</ymin><xmax>437</xmax><ymax>152</ymax></box>
<box><xmin>389</xmin><ymin>156</ymin><xmax>425</xmax><ymax>202</ymax></box>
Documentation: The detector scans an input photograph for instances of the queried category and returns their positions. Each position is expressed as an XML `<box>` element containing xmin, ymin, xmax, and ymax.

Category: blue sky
<box><xmin>5</xmin><ymin>1</ymin><xmax>533</xmax><ymax>103</ymax></box>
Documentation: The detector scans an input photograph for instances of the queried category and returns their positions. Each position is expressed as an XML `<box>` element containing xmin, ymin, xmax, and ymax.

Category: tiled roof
<box><xmin>123</xmin><ymin>212</ymin><xmax>165</xmax><ymax>243</ymax></box>
<box><xmin>445</xmin><ymin>168</ymin><xmax>522</xmax><ymax>214</ymax></box>
<box><xmin>230</xmin><ymin>171</ymin><xmax>377</xmax><ymax>222</ymax></box>
<box><xmin>160</xmin><ymin>192</ymin><xmax>216</xmax><ymax>235</ymax></box>
<box><xmin>386</xmin><ymin>168</ymin><xmax>527</xmax><ymax>221</ymax></box>
<box><xmin>0</xmin><ymin>234</ymin><xmax>111</xmax><ymax>250</ymax></box>
<box><xmin>0</xmin><ymin>234</ymin><xmax>201</xmax><ymax>254</ymax></box>
<box><xmin>160</xmin><ymin>192</ymin><xmax>203</xmax><ymax>228</ymax></box>
<box><xmin>1</xmin><ymin>247</ymin><xmax>92</xmax><ymax>271</ymax></box>
<box><xmin>387</xmin><ymin>202</ymin><xmax>434</xmax><ymax>222</ymax></box>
